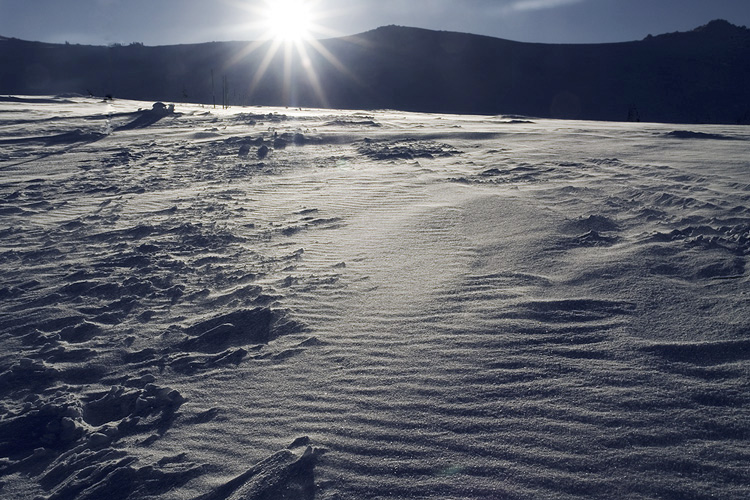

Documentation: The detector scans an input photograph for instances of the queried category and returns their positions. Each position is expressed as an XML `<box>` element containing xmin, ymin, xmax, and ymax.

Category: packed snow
<box><xmin>0</xmin><ymin>96</ymin><xmax>748</xmax><ymax>499</ymax></box>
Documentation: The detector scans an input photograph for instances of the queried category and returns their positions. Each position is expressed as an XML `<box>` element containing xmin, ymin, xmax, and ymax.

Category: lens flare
<box><xmin>265</xmin><ymin>0</ymin><xmax>312</xmax><ymax>42</ymax></box>
<box><xmin>220</xmin><ymin>0</ymin><xmax>363</xmax><ymax>109</ymax></box>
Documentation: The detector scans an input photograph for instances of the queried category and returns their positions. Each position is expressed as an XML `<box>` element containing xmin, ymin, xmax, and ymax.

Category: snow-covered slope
<box><xmin>1</xmin><ymin>96</ymin><xmax>749</xmax><ymax>499</ymax></box>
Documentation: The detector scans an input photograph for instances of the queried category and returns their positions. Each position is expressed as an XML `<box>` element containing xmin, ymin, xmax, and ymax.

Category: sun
<box><xmin>264</xmin><ymin>0</ymin><xmax>313</xmax><ymax>42</ymax></box>
<box><xmin>225</xmin><ymin>0</ymin><xmax>358</xmax><ymax>109</ymax></box>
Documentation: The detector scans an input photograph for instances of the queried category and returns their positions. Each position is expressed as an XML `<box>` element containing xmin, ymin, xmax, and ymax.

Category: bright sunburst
<box><xmin>264</xmin><ymin>0</ymin><xmax>313</xmax><ymax>42</ymax></box>
<box><xmin>222</xmin><ymin>0</ymin><xmax>360</xmax><ymax>108</ymax></box>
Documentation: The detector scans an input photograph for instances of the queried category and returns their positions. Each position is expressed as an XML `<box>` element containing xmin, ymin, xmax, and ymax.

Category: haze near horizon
<box><xmin>1</xmin><ymin>0</ymin><xmax>749</xmax><ymax>46</ymax></box>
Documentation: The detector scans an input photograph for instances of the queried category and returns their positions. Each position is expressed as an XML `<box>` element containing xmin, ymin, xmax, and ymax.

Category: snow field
<box><xmin>0</xmin><ymin>97</ymin><xmax>748</xmax><ymax>499</ymax></box>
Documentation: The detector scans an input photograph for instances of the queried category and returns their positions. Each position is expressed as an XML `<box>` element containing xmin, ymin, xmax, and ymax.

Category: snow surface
<box><xmin>0</xmin><ymin>96</ymin><xmax>749</xmax><ymax>499</ymax></box>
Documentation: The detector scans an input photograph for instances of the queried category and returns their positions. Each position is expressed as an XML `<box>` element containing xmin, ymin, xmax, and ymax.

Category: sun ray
<box><xmin>224</xmin><ymin>39</ymin><xmax>266</xmax><ymax>71</ymax></box>
<box><xmin>217</xmin><ymin>0</ymin><xmax>373</xmax><ymax>108</ymax></box>
<box><xmin>306</xmin><ymin>37</ymin><xmax>364</xmax><ymax>86</ymax></box>
<box><xmin>247</xmin><ymin>38</ymin><xmax>283</xmax><ymax>97</ymax></box>
<box><xmin>282</xmin><ymin>39</ymin><xmax>296</xmax><ymax>105</ymax></box>
<box><xmin>293</xmin><ymin>40</ymin><xmax>330</xmax><ymax>108</ymax></box>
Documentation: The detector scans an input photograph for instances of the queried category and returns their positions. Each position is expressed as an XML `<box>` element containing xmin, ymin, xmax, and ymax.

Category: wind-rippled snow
<box><xmin>0</xmin><ymin>96</ymin><xmax>748</xmax><ymax>500</ymax></box>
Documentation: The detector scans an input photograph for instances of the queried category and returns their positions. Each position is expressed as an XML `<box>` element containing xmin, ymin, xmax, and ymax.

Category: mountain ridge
<box><xmin>1</xmin><ymin>20</ymin><xmax>748</xmax><ymax>124</ymax></box>
<box><xmin>3</xmin><ymin>19</ymin><xmax>747</xmax><ymax>48</ymax></box>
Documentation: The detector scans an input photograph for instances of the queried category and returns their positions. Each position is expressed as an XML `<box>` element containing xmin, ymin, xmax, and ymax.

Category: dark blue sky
<box><xmin>1</xmin><ymin>0</ymin><xmax>749</xmax><ymax>46</ymax></box>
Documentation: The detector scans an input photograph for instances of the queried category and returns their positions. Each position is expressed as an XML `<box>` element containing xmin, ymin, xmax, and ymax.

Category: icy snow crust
<box><xmin>0</xmin><ymin>96</ymin><xmax>749</xmax><ymax>499</ymax></box>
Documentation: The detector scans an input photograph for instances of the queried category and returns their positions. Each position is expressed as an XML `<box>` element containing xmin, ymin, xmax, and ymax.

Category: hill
<box><xmin>1</xmin><ymin>19</ymin><xmax>749</xmax><ymax>124</ymax></box>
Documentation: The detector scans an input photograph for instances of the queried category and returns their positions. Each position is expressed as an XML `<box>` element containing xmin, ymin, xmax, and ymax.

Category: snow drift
<box><xmin>0</xmin><ymin>96</ymin><xmax>748</xmax><ymax>499</ymax></box>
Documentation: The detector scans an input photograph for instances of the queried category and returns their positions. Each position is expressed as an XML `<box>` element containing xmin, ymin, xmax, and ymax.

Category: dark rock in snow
<box><xmin>117</xmin><ymin>102</ymin><xmax>176</xmax><ymax>130</ymax></box>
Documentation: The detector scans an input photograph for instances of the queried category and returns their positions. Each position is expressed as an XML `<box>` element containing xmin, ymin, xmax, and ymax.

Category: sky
<box><xmin>1</xmin><ymin>0</ymin><xmax>749</xmax><ymax>46</ymax></box>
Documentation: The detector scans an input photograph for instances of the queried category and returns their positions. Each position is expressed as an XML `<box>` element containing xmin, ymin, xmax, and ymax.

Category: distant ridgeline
<box><xmin>1</xmin><ymin>19</ymin><xmax>749</xmax><ymax>124</ymax></box>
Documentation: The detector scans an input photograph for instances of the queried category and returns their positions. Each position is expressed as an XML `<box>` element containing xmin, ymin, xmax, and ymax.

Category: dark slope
<box><xmin>1</xmin><ymin>20</ymin><xmax>749</xmax><ymax>124</ymax></box>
